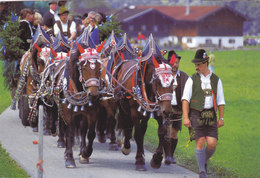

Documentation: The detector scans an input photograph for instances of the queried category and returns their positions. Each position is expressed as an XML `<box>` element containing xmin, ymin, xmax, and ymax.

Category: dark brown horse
<box><xmin>113</xmin><ymin>34</ymin><xmax>174</xmax><ymax>171</ymax></box>
<box><xmin>97</xmin><ymin>32</ymin><xmax>136</xmax><ymax>151</ymax></box>
<box><xmin>53</xmin><ymin>37</ymin><xmax>102</xmax><ymax>168</ymax></box>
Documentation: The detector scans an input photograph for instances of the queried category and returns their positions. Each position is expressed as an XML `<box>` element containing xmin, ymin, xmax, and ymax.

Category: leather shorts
<box><xmin>189</xmin><ymin>109</ymin><xmax>218</xmax><ymax>140</ymax></box>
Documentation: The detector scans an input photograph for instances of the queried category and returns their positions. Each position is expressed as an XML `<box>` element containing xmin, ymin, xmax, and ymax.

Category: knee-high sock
<box><xmin>195</xmin><ymin>148</ymin><xmax>206</xmax><ymax>172</ymax></box>
<box><xmin>170</xmin><ymin>138</ymin><xmax>178</xmax><ymax>157</ymax></box>
<box><xmin>205</xmin><ymin>147</ymin><xmax>216</xmax><ymax>164</ymax></box>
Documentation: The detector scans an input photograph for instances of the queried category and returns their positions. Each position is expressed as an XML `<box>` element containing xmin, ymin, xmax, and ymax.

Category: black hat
<box><xmin>168</xmin><ymin>50</ymin><xmax>181</xmax><ymax>65</ymax></box>
<box><xmin>192</xmin><ymin>49</ymin><xmax>209</xmax><ymax>64</ymax></box>
<box><xmin>49</xmin><ymin>1</ymin><xmax>57</xmax><ymax>5</ymax></box>
<box><xmin>168</xmin><ymin>50</ymin><xmax>181</xmax><ymax>61</ymax></box>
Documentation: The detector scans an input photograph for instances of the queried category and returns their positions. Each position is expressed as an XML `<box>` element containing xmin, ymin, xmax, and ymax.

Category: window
<box><xmin>229</xmin><ymin>39</ymin><xmax>235</xmax><ymax>44</ymax></box>
<box><xmin>205</xmin><ymin>39</ymin><xmax>212</xmax><ymax>44</ymax></box>
<box><xmin>129</xmin><ymin>25</ymin><xmax>134</xmax><ymax>31</ymax></box>
<box><xmin>154</xmin><ymin>25</ymin><xmax>158</xmax><ymax>32</ymax></box>
<box><xmin>187</xmin><ymin>38</ymin><xmax>192</xmax><ymax>43</ymax></box>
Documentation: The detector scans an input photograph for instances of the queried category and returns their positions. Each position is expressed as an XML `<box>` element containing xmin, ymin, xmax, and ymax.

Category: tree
<box><xmin>0</xmin><ymin>13</ymin><xmax>24</xmax><ymax>98</ymax></box>
<box><xmin>98</xmin><ymin>15</ymin><xmax>123</xmax><ymax>42</ymax></box>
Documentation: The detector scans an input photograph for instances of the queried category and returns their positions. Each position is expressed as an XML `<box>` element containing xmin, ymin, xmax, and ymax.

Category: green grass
<box><xmin>0</xmin><ymin>61</ymin><xmax>29</xmax><ymax>177</ymax></box>
<box><xmin>145</xmin><ymin>50</ymin><xmax>260</xmax><ymax>177</ymax></box>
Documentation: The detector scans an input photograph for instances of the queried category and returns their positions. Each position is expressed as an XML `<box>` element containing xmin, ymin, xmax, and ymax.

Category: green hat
<box><xmin>58</xmin><ymin>6</ymin><xmax>69</xmax><ymax>15</ymax></box>
<box><xmin>192</xmin><ymin>49</ymin><xmax>209</xmax><ymax>64</ymax></box>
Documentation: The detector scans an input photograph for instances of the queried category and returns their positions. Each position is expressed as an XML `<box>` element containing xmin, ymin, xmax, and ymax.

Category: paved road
<box><xmin>0</xmin><ymin>107</ymin><xmax>198</xmax><ymax>178</ymax></box>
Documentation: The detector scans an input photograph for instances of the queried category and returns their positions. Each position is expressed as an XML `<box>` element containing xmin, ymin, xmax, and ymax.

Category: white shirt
<box><xmin>182</xmin><ymin>72</ymin><xmax>225</xmax><ymax>109</ymax></box>
<box><xmin>53</xmin><ymin>20</ymin><xmax>76</xmax><ymax>39</ymax></box>
<box><xmin>171</xmin><ymin>69</ymin><xmax>180</xmax><ymax>106</ymax></box>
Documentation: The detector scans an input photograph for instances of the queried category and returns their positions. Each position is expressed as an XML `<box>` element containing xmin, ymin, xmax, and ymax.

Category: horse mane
<box><xmin>69</xmin><ymin>48</ymin><xmax>83</xmax><ymax>91</ymax></box>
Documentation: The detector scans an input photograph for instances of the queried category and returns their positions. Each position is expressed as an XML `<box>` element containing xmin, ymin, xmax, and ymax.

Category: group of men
<box><xmin>43</xmin><ymin>0</ymin><xmax>103</xmax><ymax>44</ymax></box>
<box><xmin>165</xmin><ymin>49</ymin><xmax>225</xmax><ymax>178</ymax></box>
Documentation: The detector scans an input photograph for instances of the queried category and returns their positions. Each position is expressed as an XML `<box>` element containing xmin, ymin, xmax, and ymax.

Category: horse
<box><xmin>11</xmin><ymin>26</ymin><xmax>52</xmax><ymax>129</ymax></box>
<box><xmin>113</xmin><ymin>34</ymin><xmax>174</xmax><ymax>171</ymax></box>
<box><xmin>51</xmin><ymin>31</ymin><xmax>103</xmax><ymax>168</ymax></box>
<box><xmin>97</xmin><ymin>32</ymin><xmax>137</xmax><ymax>151</ymax></box>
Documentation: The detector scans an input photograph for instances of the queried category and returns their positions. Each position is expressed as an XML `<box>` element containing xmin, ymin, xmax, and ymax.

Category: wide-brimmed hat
<box><xmin>49</xmin><ymin>1</ymin><xmax>57</xmax><ymax>5</ymax></box>
<box><xmin>58</xmin><ymin>6</ymin><xmax>69</xmax><ymax>15</ymax></box>
<box><xmin>192</xmin><ymin>49</ymin><xmax>209</xmax><ymax>64</ymax></box>
<box><xmin>168</xmin><ymin>50</ymin><xmax>181</xmax><ymax>61</ymax></box>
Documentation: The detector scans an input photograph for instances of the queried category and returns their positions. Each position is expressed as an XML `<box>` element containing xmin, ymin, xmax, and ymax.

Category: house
<box><xmin>137</xmin><ymin>5</ymin><xmax>248</xmax><ymax>49</ymax></box>
<box><xmin>113</xmin><ymin>7</ymin><xmax>176</xmax><ymax>47</ymax></box>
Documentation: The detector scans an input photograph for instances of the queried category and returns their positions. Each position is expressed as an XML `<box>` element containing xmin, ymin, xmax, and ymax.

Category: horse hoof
<box><xmin>150</xmin><ymin>158</ymin><xmax>161</xmax><ymax>169</ymax></box>
<box><xmin>98</xmin><ymin>134</ymin><xmax>106</xmax><ymax>143</ymax></box>
<box><xmin>65</xmin><ymin>158</ymin><xmax>76</xmax><ymax>168</ymax></box>
<box><xmin>32</xmin><ymin>127</ymin><xmax>38</xmax><ymax>132</ymax></box>
<box><xmin>43</xmin><ymin>129</ymin><xmax>51</xmax><ymax>136</ymax></box>
<box><xmin>79</xmin><ymin>155</ymin><xmax>89</xmax><ymax>164</ymax></box>
<box><xmin>57</xmin><ymin>141</ymin><xmax>65</xmax><ymax>148</ymax></box>
<box><xmin>117</xmin><ymin>138</ymin><xmax>123</xmax><ymax>147</ymax></box>
<box><xmin>109</xmin><ymin>143</ymin><xmax>119</xmax><ymax>151</ymax></box>
<box><xmin>136</xmin><ymin>164</ymin><xmax>147</xmax><ymax>171</ymax></box>
<box><xmin>121</xmin><ymin>144</ymin><xmax>131</xmax><ymax>155</ymax></box>
<box><xmin>164</xmin><ymin>156</ymin><xmax>176</xmax><ymax>165</ymax></box>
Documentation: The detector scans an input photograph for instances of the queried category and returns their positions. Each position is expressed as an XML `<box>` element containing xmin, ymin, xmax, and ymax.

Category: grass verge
<box><xmin>0</xmin><ymin>61</ymin><xmax>29</xmax><ymax>177</ymax></box>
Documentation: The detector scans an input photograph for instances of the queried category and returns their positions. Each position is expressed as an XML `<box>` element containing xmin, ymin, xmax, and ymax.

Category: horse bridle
<box><xmin>77</xmin><ymin>58</ymin><xmax>102</xmax><ymax>91</ymax></box>
<box><xmin>151</xmin><ymin>68</ymin><xmax>173</xmax><ymax>102</ymax></box>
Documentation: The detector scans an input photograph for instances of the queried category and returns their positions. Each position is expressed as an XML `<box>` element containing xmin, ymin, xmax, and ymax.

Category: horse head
<box><xmin>72</xmin><ymin>42</ymin><xmax>102</xmax><ymax>98</ymax></box>
<box><xmin>33</xmin><ymin>43</ymin><xmax>51</xmax><ymax>73</ymax></box>
<box><xmin>151</xmin><ymin>57</ymin><xmax>174</xmax><ymax>116</ymax></box>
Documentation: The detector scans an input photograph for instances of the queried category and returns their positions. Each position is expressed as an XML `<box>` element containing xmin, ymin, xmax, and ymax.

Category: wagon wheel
<box><xmin>19</xmin><ymin>95</ymin><xmax>30</xmax><ymax>126</ymax></box>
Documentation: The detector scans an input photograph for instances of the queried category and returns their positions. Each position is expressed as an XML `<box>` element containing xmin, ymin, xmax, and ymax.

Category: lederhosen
<box><xmin>189</xmin><ymin>73</ymin><xmax>219</xmax><ymax>140</ymax></box>
<box><xmin>171</xmin><ymin>71</ymin><xmax>188</xmax><ymax>130</ymax></box>
<box><xmin>56</xmin><ymin>20</ymin><xmax>72</xmax><ymax>38</ymax></box>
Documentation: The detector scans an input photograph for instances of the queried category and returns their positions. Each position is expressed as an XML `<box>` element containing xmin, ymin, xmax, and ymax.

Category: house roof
<box><xmin>113</xmin><ymin>7</ymin><xmax>147</xmax><ymax>22</ymax></box>
<box><xmin>136</xmin><ymin>5</ymin><xmax>247</xmax><ymax>21</ymax></box>
<box><xmin>113</xmin><ymin>7</ymin><xmax>175</xmax><ymax>23</ymax></box>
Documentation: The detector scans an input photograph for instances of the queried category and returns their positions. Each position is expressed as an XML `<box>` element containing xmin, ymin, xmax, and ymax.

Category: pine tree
<box><xmin>0</xmin><ymin>13</ymin><xmax>24</xmax><ymax>94</ymax></box>
<box><xmin>98</xmin><ymin>15</ymin><xmax>123</xmax><ymax>42</ymax></box>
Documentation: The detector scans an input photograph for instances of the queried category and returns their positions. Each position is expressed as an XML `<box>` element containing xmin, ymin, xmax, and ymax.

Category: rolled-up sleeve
<box><xmin>182</xmin><ymin>77</ymin><xmax>193</xmax><ymax>103</ymax></box>
<box><xmin>217</xmin><ymin>78</ymin><xmax>225</xmax><ymax>106</ymax></box>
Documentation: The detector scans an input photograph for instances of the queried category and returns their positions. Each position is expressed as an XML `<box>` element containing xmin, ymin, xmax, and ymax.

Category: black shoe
<box><xmin>199</xmin><ymin>171</ymin><xmax>207</xmax><ymax>178</ymax></box>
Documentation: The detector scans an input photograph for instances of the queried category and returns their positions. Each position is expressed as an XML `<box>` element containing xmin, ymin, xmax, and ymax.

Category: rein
<box><xmin>99</xmin><ymin>60</ymin><xmax>161</xmax><ymax>113</ymax></box>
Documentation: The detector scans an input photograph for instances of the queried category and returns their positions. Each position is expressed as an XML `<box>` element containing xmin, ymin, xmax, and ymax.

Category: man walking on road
<box><xmin>182</xmin><ymin>49</ymin><xmax>225</xmax><ymax>178</ymax></box>
<box><xmin>164</xmin><ymin>50</ymin><xmax>188</xmax><ymax>165</ymax></box>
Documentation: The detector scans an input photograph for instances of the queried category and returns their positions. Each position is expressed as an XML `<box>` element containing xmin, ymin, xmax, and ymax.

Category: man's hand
<box><xmin>217</xmin><ymin>120</ymin><xmax>224</xmax><ymax>128</ymax></box>
<box><xmin>184</xmin><ymin>118</ymin><xmax>191</xmax><ymax>128</ymax></box>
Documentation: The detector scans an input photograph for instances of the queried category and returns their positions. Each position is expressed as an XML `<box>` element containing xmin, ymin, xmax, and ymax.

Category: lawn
<box><xmin>0</xmin><ymin>61</ymin><xmax>29</xmax><ymax>177</ymax></box>
<box><xmin>145</xmin><ymin>50</ymin><xmax>260</xmax><ymax>177</ymax></box>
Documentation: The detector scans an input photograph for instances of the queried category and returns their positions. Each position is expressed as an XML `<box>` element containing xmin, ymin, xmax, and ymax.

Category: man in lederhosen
<box><xmin>182</xmin><ymin>49</ymin><xmax>225</xmax><ymax>178</ymax></box>
<box><xmin>53</xmin><ymin>6</ymin><xmax>76</xmax><ymax>41</ymax></box>
<box><xmin>164</xmin><ymin>50</ymin><xmax>189</xmax><ymax>165</ymax></box>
